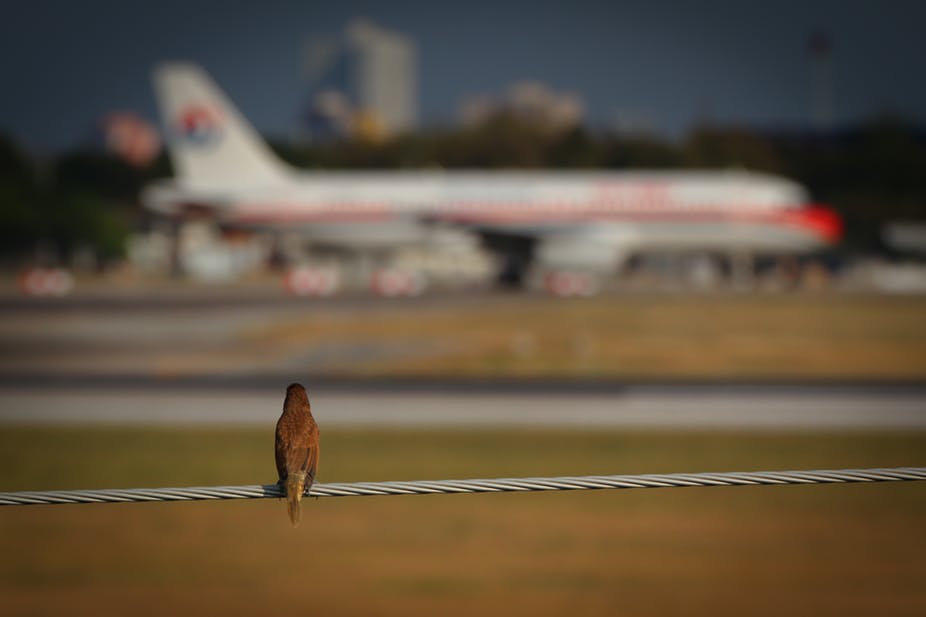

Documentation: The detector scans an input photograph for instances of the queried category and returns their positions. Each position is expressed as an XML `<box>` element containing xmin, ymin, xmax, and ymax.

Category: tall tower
<box><xmin>808</xmin><ymin>30</ymin><xmax>833</xmax><ymax>130</ymax></box>
<box><xmin>346</xmin><ymin>19</ymin><xmax>418</xmax><ymax>135</ymax></box>
<box><xmin>307</xmin><ymin>19</ymin><xmax>418</xmax><ymax>139</ymax></box>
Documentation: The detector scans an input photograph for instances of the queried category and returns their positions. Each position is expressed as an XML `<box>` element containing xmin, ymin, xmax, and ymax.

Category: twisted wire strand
<box><xmin>1</xmin><ymin>467</ymin><xmax>924</xmax><ymax>507</ymax></box>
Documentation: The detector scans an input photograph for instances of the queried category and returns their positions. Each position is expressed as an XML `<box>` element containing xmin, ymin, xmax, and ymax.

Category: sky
<box><xmin>2</xmin><ymin>0</ymin><xmax>925</xmax><ymax>152</ymax></box>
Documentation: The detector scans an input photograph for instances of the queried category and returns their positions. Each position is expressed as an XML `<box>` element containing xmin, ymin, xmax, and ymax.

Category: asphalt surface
<box><xmin>1</xmin><ymin>286</ymin><xmax>924</xmax><ymax>430</ymax></box>
<box><xmin>1</xmin><ymin>382</ymin><xmax>924</xmax><ymax>429</ymax></box>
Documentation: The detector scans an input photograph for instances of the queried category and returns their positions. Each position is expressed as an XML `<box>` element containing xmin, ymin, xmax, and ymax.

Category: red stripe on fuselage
<box><xmin>232</xmin><ymin>203</ymin><xmax>392</xmax><ymax>224</ymax></box>
<box><xmin>229</xmin><ymin>202</ymin><xmax>844</xmax><ymax>244</ymax></box>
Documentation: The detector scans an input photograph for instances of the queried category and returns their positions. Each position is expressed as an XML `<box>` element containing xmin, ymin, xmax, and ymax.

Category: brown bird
<box><xmin>274</xmin><ymin>383</ymin><xmax>320</xmax><ymax>526</ymax></box>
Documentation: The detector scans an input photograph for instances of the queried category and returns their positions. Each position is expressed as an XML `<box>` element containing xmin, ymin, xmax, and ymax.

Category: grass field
<box><xmin>241</xmin><ymin>293</ymin><xmax>926</xmax><ymax>379</ymax></box>
<box><xmin>1</xmin><ymin>426</ymin><xmax>925</xmax><ymax>616</ymax></box>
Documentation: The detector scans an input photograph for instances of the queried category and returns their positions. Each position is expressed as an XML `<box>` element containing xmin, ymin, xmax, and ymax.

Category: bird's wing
<box><xmin>274</xmin><ymin>431</ymin><xmax>288</xmax><ymax>481</ymax></box>
<box><xmin>304</xmin><ymin>441</ymin><xmax>319</xmax><ymax>485</ymax></box>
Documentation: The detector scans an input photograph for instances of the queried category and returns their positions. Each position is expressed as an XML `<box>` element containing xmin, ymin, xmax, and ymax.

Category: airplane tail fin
<box><xmin>152</xmin><ymin>62</ymin><xmax>292</xmax><ymax>191</ymax></box>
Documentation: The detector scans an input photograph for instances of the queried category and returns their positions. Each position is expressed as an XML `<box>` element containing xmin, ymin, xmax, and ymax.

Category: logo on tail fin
<box><xmin>174</xmin><ymin>105</ymin><xmax>223</xmax><ymax>147</ymax></box>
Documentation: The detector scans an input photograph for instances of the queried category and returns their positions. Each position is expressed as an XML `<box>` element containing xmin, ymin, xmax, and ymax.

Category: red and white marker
<box><xmin>283</xmin><ymin>266</ymin><xmax>340</xmax><ymax>297</ymax></box>
<box><xmin>370</xmin><ymin>269</ymin><xmax>426</xmax><ymax>297</ymax></box>
<box><xmin>18</xmin><ymin>268</ymin><xmax>75</xmax><ymax>297</ymax></box>
<box><xmin>543</xmin><ymin>271</ymin><xmax>600</xmax><ymax>297</ymax></box>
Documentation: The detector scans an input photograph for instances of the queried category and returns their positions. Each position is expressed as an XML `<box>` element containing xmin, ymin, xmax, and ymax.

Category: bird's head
<box><xmin>286</xmin><ymin>383</ymin><xmax>306</xmax><ymax>394</ymax></box>
<box><xmin>285</xmin><ymin>383</ymin><xmax>309</xmax><ymax>403</ymax></box>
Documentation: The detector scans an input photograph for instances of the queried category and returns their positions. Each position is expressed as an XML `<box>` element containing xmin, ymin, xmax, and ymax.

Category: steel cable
<box><xmin>1</xmin><ymin>467</ymin><xmax>924</xmax><ymax>506</ymax></box>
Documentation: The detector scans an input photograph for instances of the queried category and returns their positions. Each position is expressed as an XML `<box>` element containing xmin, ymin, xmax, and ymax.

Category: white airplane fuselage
<box><xmin>144</xmin><ymin>63</ymin><xmax>843</xmax><ymax>284</ymax></box>
<box><xmin>146</xmin><ymin>169</ymin><xmax>840</xmax><ymax>253</ymax></box>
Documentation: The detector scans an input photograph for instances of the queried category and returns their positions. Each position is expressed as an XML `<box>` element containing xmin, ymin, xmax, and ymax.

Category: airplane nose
<box><xmin>787</xmin><ymin>205</ymin><xmax>844</xmax><ymax>244</ymax></box>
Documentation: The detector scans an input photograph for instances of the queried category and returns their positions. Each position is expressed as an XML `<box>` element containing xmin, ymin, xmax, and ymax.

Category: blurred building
<box><xmin>306</xmin><ymin>19</ymin><xmax>418</xmax><ymax>140</ymax></box>
<box><xmin>460</xmin><ymin>81</ymin><xmax>584</xmax><ymax>131</ymax></box>
<box><xmin>306</xmin><ymin>89</ymin><xmax>356</xmax><ymax>141</ymax></box>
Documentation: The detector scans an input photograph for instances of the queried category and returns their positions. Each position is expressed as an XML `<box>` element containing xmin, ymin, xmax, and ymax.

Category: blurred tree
<box><xmin>683</xmin><ymin>124</ymin><xmax>782</xmax><ymax>172</ymax></box>
<box><xmin>0</xmin><ymin>179</ymin><xmax>41</xmax><ymax>257</ymax></box>
<box><xmin>446</xmin><ymin>111</ymin><xmax>554</xmax><ymax>168</ymax></box>
<box><xmin>600</xmin><ymin>134</ymin><xmax>682</xmax><ymax>168</ymax></box>
<box><xmin>547</xmin><ymin>127</ymin><xmax>600</xmax><ymax>168</ymax></box>
<box><xmin>55</xmin><ymin>151</ymin><xmax>145</xmax><ymax>201</ymax></box>
<box><xmin>0</xmin><ymin>136</ymin><xmax>135</xmax><ymax>265</ymax></box>
<box><xmin>143</xmin><ymin>150</ymin><xmax>174</xmax><ymax>181</ymax></box>
<box><xmin>772</xmin><ymin>116</ymin><xmax>926</xmax><ymax>249</ymax></box>
<box><xmin>0</xmin><ymin>133</ymin><xmax>34</xmax><ymax>185</ymax></box>
<box><xmin>0</xmin><ymin>134</ymin><xmax>41</xmax><ymax>258</ymax></box>
<box><xmin>47</xmin><ymin>190</ymin><xmax>130</xmax><ymax>262</ymax></box>
<box><xmin>837</xmin><ymin>116</ymin><xmax>926</xmax><ymax>216</ymax></box>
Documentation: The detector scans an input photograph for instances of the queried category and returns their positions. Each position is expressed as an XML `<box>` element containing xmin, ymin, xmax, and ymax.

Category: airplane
<box><xmin>142</xmin><ymin>62</ymin><xmax>843</xmax><ymax>295</ymax></box>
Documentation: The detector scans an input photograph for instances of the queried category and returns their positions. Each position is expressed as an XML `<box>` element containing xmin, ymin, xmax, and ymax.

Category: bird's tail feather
<box><xmin>285</xmin><ymin>472</ymin><xmax>306</xmax><ymax>527</ymax></box>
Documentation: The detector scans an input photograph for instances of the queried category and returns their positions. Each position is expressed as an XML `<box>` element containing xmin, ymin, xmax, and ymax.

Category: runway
<box><xmin>2</xmin><ymin>288</ymin><xmax>924</xmax><ymax>429</ymax></box>
<box><xmin>1</xmin><ymin>383</ymin><xmax>924</xmax><ymax>429</ymax></box>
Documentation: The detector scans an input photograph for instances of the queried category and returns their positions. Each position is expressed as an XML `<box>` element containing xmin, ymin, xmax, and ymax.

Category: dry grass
<box><xmin>1</xmin><ymin>426</ymin><xmax>925</xmax><ymax>616</ymax></box>
<box><xmin>241</xmin><ymin>294</ymin><xmax>926</xmax><ymax>379</ymax></box>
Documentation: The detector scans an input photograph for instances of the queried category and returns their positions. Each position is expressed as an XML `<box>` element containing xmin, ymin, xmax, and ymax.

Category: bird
<box><xmin>274</xmin><ymin>383</ymin><xmax>320</xmax><ymax>526</ymax></box>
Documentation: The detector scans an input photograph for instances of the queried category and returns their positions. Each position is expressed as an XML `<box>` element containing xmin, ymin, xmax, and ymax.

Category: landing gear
<box><xmin>496</xmin><ymin>253</ymin><xmax>531</xmax><ymax>289</ymax></box>
<box><xmin>730</xmin><ymin>252</ymin><xmax>756</xmax><ymax>291</ymax></box>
